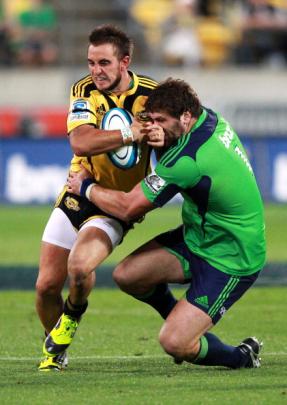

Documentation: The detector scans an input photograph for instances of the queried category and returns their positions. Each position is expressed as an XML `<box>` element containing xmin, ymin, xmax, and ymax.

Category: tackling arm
<box><xmin>88</xmin><ymin>182</ymin><xmax>154</xmax><ymax>222</ymax></box>
<box><xmin>67</xmin><ymin>169</ymin><xmax>155</xmax><ymax>222</ymax></box>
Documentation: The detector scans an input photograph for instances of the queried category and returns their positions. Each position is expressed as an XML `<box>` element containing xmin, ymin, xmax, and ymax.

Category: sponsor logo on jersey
<box><xmin>144</xmin><ymin>174</ymin><xmax>166</xmax><ymax>193</ymax></box>
<box><xmin>96</xmin><ymin>104</ymin><xmax>106</xmax><ymax>116</ymax></box>
<box><xmin>219</xmin><ymin>306</ymin><xmax>227</xmax><ymax>317</ymax></box>
<box><xmin>64</xmin><ymin>196</ymin><xmax>80</xmax><ymax>211</ymax></box>
<box><xmin>69</xmin><ymin>99</ymin><xmax>90</xmax><ymax>121</ymax></box>
<box><xmin>194</xmin><ymin>295</ymin><xmax>209</xmax><ymax>309</ymax></box>
<box><xmin>72</xmin><ymin>99</ymin><xmax>89</xmax><ymax>110</ymax></box>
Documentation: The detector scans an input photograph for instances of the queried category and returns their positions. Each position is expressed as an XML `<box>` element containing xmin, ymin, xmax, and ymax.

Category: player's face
<box><xmin>87</xmin><ymin>43</ymin><xmax>129</xmax><ymax>92</ymax></box>
<box><xmin>148</xmin><ymin>111</ymin><xmax>186</xmax><ymax>146</ymax></box>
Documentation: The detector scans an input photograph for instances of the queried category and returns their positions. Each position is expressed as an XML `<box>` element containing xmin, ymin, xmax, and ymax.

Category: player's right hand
<box><xmin>145</xmin><ymin>124</ymin><xmax>165</xmax><ymax>148</ymax></box>
<box><xmin>67</xmin><ymin>166</ymin><xmax>92</xmax><ymax>195</ymax></box>
<box><xmin>130</xmin><ymin>119</ymin><xmax>149</xmax><ymax>143</ymax></box>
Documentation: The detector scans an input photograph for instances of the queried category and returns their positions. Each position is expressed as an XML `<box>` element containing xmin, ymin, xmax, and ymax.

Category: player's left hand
<box><xmin>67</xmin><ymin>166</ymin><xmax>92</xmax><ymax>195</ymax></box>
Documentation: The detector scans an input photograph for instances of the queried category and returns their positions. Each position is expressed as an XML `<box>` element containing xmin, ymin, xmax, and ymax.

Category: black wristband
<box><xmin>80</xmin><ymin>178</ymin><xmax>95</xmax><ymax>198</ymax></box>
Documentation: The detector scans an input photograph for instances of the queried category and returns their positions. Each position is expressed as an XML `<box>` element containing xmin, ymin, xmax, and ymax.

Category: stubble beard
<box><xmin>102</xmin><ymin>73</ymin><xmax>122</xmax><ymax>93</ymax></box>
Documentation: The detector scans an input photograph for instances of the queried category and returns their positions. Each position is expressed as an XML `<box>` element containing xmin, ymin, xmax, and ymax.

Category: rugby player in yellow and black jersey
<box><xmin>36</xmin><ymin>24</ymin><xmax>160</xmax><ymax>371</ymax></box>
<box><xmin>67</xmin><ymin>70</ymin><xmax>156</xmax><ymax>191</ymax></box>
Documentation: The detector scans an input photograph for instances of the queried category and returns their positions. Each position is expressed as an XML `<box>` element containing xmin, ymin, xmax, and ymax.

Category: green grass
<box><xmin>264</xmin><ymin>204</ymin><xmax>287</xmax><ymax>262</ymax></box>
<box><xmin>0</xmin><ymin>287</ymin><xmax>286</xmax><ymax>404</ymax></box>
<box><xmin>0</xmin><ymin>203</ymin><xmax>286</xmax><ymax>266</ymax></box>
<box><xmin>0</xmin><ymin>204</ymin><xmax>182</xmax><ymax>266</ymax></box>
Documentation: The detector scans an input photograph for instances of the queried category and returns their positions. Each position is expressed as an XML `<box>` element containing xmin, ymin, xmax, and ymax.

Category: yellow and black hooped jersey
<box><xmin>66</xmin><ymin>71</ymin><xmax>158</xmax><ymax>192</ymax></box>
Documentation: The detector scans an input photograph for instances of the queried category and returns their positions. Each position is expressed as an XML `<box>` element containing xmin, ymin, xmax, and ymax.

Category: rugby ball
<box><xmin>101</xmin><ymin>108</ymin><xmax>141</xmax><ymax>170</ymax></box>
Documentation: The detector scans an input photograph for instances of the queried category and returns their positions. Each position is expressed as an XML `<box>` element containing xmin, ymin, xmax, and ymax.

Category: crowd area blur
<box><xmin>0</xmin><ymin>0</ymin><xmax>287</xmax><ymax>68</ymax></box>
<box><xmin>0</xmin><ymin>0</ymin><xmax>57</xmax><ymax>66</ymax></box>
<box><xmin>154</xmin><ymin>0</ymin><xmax>287</xmax><ymax>67</ymax></box>
<box><xmin>0</xmin><ymin>0</ymin><xmax>286</xmax><ymax>139</ymax></box>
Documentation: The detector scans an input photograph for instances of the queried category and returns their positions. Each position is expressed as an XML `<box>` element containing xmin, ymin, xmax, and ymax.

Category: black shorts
<box><xmin>156</xmin><ymin>226</ymin><xmax>260</xmax><ymax>324</ymax></box>
<box><xmin>56</xmin><ymin>190</ymin><xmax>131</xmax><ymax>233</ymax></box>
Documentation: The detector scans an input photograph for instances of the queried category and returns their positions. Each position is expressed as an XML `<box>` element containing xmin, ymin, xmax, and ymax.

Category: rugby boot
<box><xmin>43</xmin><ymin>314</ymin><xmax>79</xmax><ymax>357</ymax></box>
<box><xmin>38</xmin><ymin>351</ymin><xmax>68</xmax><ymax>372</ymax></box>
<box><xmin>238</xmin><ymin>336</ymin><xmax>263</xmax><ymax>368</ymax></box>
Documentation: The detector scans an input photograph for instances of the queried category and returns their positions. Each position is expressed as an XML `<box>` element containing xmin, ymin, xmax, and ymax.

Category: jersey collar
<box><xmin>188</xmin><ymin>108</ymin><xmax>208</xmax><ymax>135</ymax></box>
<box><xmin>102</xmin><ymin>71</ymin><xmax>139</xmax><ymax>106</ymax></box>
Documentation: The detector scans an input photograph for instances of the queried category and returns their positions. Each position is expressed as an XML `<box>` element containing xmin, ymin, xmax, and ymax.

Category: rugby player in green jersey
<box><xmin>66</xmin><ymin>78</ymin><xmax>266</xmax><ymax>369</ymax></box>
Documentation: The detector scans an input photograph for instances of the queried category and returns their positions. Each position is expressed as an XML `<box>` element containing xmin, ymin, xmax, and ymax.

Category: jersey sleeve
<box><xmin>141</xmin><ymin>157</ymin><xmax>201</xmax><ymax>207</ymax></box>
<box><xmin>67</xmin><ymin>87</ymin><xmax>98</xmax><ymax>133</ymax></box>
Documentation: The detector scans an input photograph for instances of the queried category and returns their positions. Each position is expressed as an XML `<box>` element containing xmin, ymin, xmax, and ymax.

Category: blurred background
<box><xmin>0</xmin><ymin>0</ymin><xmax>286</xmax><ymax>287</ymax></box>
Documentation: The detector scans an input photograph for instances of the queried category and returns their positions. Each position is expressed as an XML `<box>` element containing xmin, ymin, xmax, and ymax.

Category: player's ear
<box><xmin>120</xmin><ymin>55</ymin><xmax>130</xmax><ymax>70</ymax></box>
<box><xmin>180</xmin><ymin>111</ymin><xmax>192</xmax><ymax>126</ymax></box>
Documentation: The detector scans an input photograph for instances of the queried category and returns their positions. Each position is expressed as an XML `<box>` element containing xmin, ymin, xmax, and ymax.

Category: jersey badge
<box><xmin>144</xmin><ymin>174</ymin><xmax>166</xmax><ymax>193</ymax></box>
<box><xmin>64</xmin><ymin>196</ymin><xmax>80</xmax><ymax>211</ymax></box>
<box><xmin>96</xmin><ymin>104</ymin><xmax>106</xmax><ymax>116</ymax></box>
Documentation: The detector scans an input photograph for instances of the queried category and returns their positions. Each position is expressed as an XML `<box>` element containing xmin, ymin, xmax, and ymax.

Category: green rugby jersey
<box><xmin>141</xmin><ymin>108</ymin><xmax>266</xmax><ymax>276</ymax></box>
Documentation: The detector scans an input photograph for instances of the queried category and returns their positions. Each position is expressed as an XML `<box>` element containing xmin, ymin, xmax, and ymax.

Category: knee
<box><xmin>67</xmin><ymin>256</ymin><xmax>89</xmax><ymax>286</ymax></box>
<box><xmin>35</xmin><ymin>275</ymin><xmax>62</xmax><ymax>298</ymax></box>
<box><xmin>113</xmin><ymin>259</ymin><xmax>154</xmax><ymax>296</ymax></box>
<box><xmin>159</xmin><ymin>327</ymin><xmax>182</xmax><ymax>358</ymax></box>
<box><xmin>113</xmin><ymin>259</ymin><xmax>139</xmax><ymax>292</ymax></box>
<box><xmin>113</xmin><ymin>261</ymin><xmax>131</xmax><ymax>290</ymax></box>
<box><xmin>158</xmin><ymin>324</ymin><xmax>199</xmax><ymax>360</ymax></box>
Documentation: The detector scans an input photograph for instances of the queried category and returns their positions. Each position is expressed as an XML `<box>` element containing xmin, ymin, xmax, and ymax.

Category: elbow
<box><xmin>70</xmin><ymin>140</ymin><xmax>90</xmax><ymax>156</ymax></box>
<box><xmin>116</xmin><ymin>189</ymin><xmax>152</xmax><ymax>222</ymax></box>
<box><xmin>70</xmin><ymin>132</ymin><xmax>93</xmax><ymax>156</ymax></box>
<box><xmin>112</xmin><ymin>196</ymin><xmax>138</xmax><ymax>223</ymax></box>
<box><xmin>121</xmin><ymin>210</ymin><xmax>136</xmax><ymax>223</ymax></box>
<box><xmin>120</xmin><ymin>200</ymin><xmax>144</xmax><ymax>223</ymax></box>
<box><xmin>73</xmin><ymin>146</ymin><xmax>89</xmax><ymax>156</ymax></box>
<box><xmin>116</xmin><ymin>207</ymin><xmax>135</xmax><ymax>223</ymax></box>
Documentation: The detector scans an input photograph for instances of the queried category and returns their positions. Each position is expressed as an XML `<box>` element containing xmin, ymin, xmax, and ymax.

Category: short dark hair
<box><xmin>89</xmin><ymin>24</ymin><xmax>134</xmax><ymax>60</ymax></box>
<box><xmin>145</xmin><ymin>78</ymin><xmax>202</xmax><ymax>119</ymax></box>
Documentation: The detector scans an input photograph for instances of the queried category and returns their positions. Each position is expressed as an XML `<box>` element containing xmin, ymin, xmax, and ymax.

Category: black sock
<box><xmin>133</xmin><ymin>283</ymin><xmax>177</xmax><ymax>319</ymax></box>
<box><xmin>193</xmin><ymin>332</ymin><xmax>246</xmax><ymax>369</ymax></box>
<box><xmin>63</xmin><ymin>296</ymin><xmax>88</xmax><ymax>320</ymax></box>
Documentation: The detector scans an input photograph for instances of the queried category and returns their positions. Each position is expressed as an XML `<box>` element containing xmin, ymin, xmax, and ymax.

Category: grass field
<box><xmin>0</xmin><ymin>287</ymin><xmax>287</xmax><ymax>404</ymax></box>
<box><xmin>0</xmin><ymin>203</ymin><xmax>286</xmax><ymax>265</ymax></box>
<box><xmin>0</xmin><ymin>204</ymin><xmax>182</xmax><ymax>266</ymax></box>
<box><xmin>0</xmin><ymin>204</ymin><xmax>286</xmax><ymax>403</ymax></box>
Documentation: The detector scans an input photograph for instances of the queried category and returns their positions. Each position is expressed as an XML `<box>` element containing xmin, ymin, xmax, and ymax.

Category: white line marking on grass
<box><xmin>262</xmin><ymin>352</ymin><xmax>287</xmax><ymax>356</ymax></box>
<box><xmin>0</xmin><ymin>353</ymin><xmax>287</xmax><ymax>362</ymax></box>
<box><xmin>0</xmin><ymin>355</ymin><xmax>166</xmax><ymax>361</ymax></box>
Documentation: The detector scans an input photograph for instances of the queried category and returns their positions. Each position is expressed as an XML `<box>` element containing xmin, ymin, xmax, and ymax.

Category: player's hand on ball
<box><xmin>67</xmin><ymin>166</ymin><xmax>92</xmax><ymax>195</ymax></box>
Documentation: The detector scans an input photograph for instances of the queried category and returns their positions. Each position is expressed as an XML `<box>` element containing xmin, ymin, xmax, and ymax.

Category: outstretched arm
<box><xmin>67</xmin><ymin>168</ymin><xmax>155</xmax><ymax>222</ymax></box>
